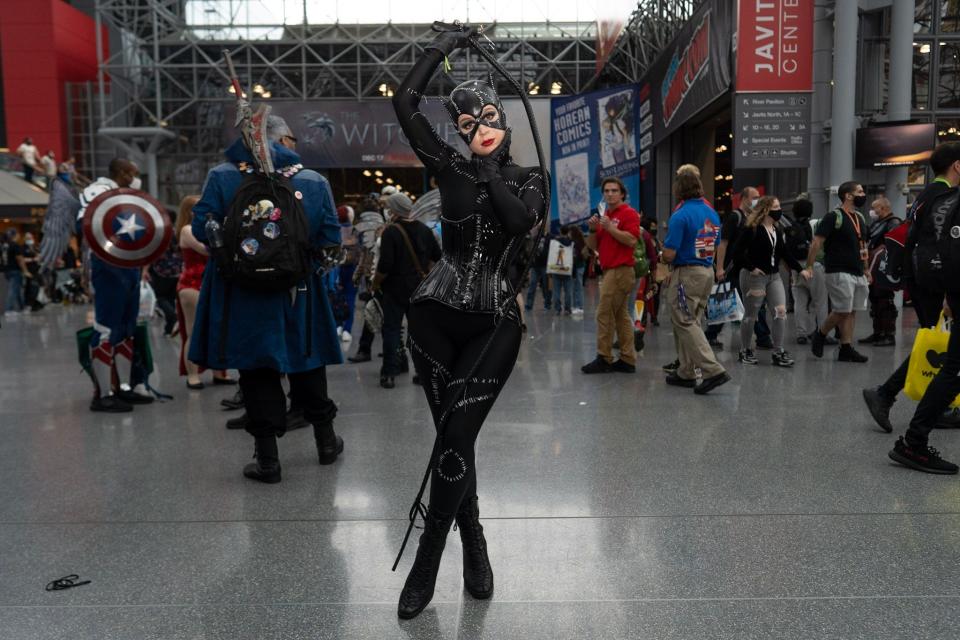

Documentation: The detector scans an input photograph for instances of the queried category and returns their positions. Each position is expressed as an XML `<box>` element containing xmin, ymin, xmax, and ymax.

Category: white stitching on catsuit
<box><xmin>409</xmin><ymin>335</ymin><xmax>450</xmax><ymax>407</ymax></box>
<box><xmin>452</xmin><ymin>393</ymin><xmax>496</xmax><ymax>413</ymax></box>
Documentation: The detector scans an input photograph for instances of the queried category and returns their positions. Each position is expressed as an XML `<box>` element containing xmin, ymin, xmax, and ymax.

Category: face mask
<box><xmin>129</xmin><ymin>176</ymin><xmax>142</xmax><ymax>191</ymax></box>
<box><xmin>853</xmin><ymin>194</ymin><xmax>867</xmax><ymax>208</ymax></box>
<box><xmin>868</xmin><ymin>209</ymin><xmax>878</xmax><ymax>222</ymax></box>
<box><xmin>750</xmin><ymin>198</ymin><xmax>759</xmax><ymax>208</ymax></box>
<box><xmin>25</xmin><ymin>239</ymin><xmax>34</xmax><ymax>247</ymax></box>
<box><xmin>769</xmin><ymin>209</ymin><xmax>783</xmax><ymax>222</ymax></box>
<box><xmin>446</xmin><ymin>80</ymin><xmax>507</xmax><ymax>145</ymax></box>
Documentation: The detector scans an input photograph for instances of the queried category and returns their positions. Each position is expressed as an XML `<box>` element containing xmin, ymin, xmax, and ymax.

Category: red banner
<box><xmin>736</xmin><ymin>0</ymin><xmax>814</xmax><ymax>92</ymax></box>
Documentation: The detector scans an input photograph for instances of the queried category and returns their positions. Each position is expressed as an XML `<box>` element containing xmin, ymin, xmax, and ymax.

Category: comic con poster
<box><xmin>550</xmin><ymin>85</ymin><xmax>640</xmax><ymax>225</ymax></box>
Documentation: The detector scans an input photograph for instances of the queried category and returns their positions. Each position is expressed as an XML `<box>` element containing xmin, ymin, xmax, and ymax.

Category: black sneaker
<box><xmin>888</xmin><ymin>437</ymin><xmax>959</xmax><ymax>474</ymax></box>
<box><xmin>838</xmin><ymin>345</ymin><xmax>869</xmax><ymax>363</ymax></box>
<box><xmin>380</xmin><ymin>375</ymin><xmax>396</xmax><ymax>389</ymax></box>
<box><xmin>796</xmin><ymin>336</ymin><xmax>808</xmax><ymax>345</ymax></box>
<box><xmin>90</xmin><ymin>395</ymin><xmax>133</xmax><ymax>413</ymax></box>
<box><xmin>811</xmin><ymin>330</ymin><xmax>825</xmax><ymax>358</ymax></box>
<box><xmin>634</xmin><ymin>332</ymin><xmax>645</xmax><ymax>352</ymax></box>
<box><xmin>226</xmin><ymin>413</ymin><xmax>248</xmax><ymax>430</ymax></box>
<box><xmin>708</xmin><ymin>338</ymin><xmax>724</xmax><ymax>349</ymax></box>
<box><xmin>348</xmin><ymin>352</ymin><xmax>371</xmax><ymax>363</ymax></box>
<box><xmin>662</xmin><ymin>359</ymin><xmax>680</xmax><ymax>373</ymax></box>
<box><xmin>581</xmin><ymin>356</ymin><xmax>614</xmax><ymax>374</ymax></box>
<box><xmin>935</xmin><ymin>408</ymin><xmax>960</xmax><ymax>429</ymax></box>
<box><xmin>694</xmin><ymin>371</ymin><xmax>731</xmax><ymax>395</ymax></box>
<box><xmin>610</xmin><ymin>360</ymin><xmax>636</xmax><ymax>373</ymax></box>
<box><xmin>665</xmin><ymin>372</ymin><xmax>696</xmax><ymax>388</ymax></box>
<box><xmin>755</xmin><ymin>338</ymin><xmax>774</xmax><ymax>350</ymax></box>
<box><xmin>117</xmin><ymin>388</ymin><xmax>154</xmax><ymax>405</ymax></box>
<box><xmin>874</xmin><ymin>334</ymin><xmax>896</xmax><ymax>347</ymax></box>
<box><xmin>220</xmin><ymin>389</ymin><xmax>244</xmax><ymax>410</ymax></box>
<box><xmin>771</xmin><ymin>349</ymin><xmax>795</xmax><ymax>368</ymax></box>
<box><xmin>858</xmin><ymin>333</ymin><xmax>879</xmax><ymax>344</ymax></box>
<box><xmin>738</xmin><ymin>349</ymin><xmax>758</xmax><ymax>365</ymax></box>
<box><xmin>862</xmin><ymin>387</ymin><xmax>894</xmax><ymax>433</ymax></box>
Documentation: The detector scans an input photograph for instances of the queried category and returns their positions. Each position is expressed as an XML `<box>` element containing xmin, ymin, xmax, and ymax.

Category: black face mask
<box><xmin>445</xmin><ymin>80</ymin><xmax>508</xmax><ymax>145</ymax></box>
<box><xmin>853</xmin><ymin>195</ymin><xmax>867</xmax><ymax>208</ymax></box>
<box><xmin>769</xmin><ymin>209</ymin><xmax>783</xmax><ymax>221</ymax></box>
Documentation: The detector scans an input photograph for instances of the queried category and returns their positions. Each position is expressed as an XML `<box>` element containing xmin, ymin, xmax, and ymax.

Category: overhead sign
<box><xmin>550</xmin><ymin>85</ymin><xmax>640</xmax><ymax>225</ymax></box>
<box><xmin>642</xmin><ymin>0</ymin><xmax>734</xmax><ymax>146</ymax></box>
<box><xmin>736</xmin><ymin>0</ymin><xmax>814</xmax><ymax>93</ymax></box>
<box><xmin>223</xmin><ymin>98</ymin><xmax>549</xmax><ymax>169</ymax></box>
<box><xmin>734</xmin><ymin>92</ymin><xmax>811</xmax><ymax>168</ymax></box>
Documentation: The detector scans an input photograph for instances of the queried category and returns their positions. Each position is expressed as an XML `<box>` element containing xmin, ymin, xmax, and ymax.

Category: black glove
<box><xmin>477</xmin><ymin>129</ymin><xmax>512</xmax><ymax>183</ymax></box>
<box><xmin>426</xmin><ymin>23</ymin><xmax>475</xmax><ymax>57</ymax></box>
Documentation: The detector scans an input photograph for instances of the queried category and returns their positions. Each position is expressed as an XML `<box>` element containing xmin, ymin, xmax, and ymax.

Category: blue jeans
<box><xmin>572</xmin><ymin>266</ymin><xmax>585</xmax><ymax>309</ymax></box>
<box><xmin>4</xmin><ymin>271</ymin><xmax>24</xmax><ymax>312</ymax></box>
<box><xmin>552</xmin><ymin>275</ymin><xmax>572</xmax><ymax>312</ymax></box>
<box><xmin>338</xmin><ymin>264</ymin><xmax>358</xmax><ymax>333</ymax></box>
<box><xmin>525</xmin><ymin>266</ymin><xmax>552</xmax><ymax>310</ymax></box>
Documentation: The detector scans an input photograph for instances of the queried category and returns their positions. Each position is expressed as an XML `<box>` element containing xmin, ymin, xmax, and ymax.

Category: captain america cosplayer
<box><xmin>78</xmin><ymin>158</ymin><xmax>154</xmax><ymax>412</ymax></box>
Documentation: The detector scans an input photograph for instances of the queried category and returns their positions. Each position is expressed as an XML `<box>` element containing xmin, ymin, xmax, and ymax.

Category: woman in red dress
<box><xmin>175</xmin><ymin>195</ymin><xmax>234</xmax><ymax>389</ymax></box>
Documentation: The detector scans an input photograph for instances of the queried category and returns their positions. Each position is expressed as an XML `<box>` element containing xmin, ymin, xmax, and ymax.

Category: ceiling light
<box><xmin>363</xmin><ymin>169</ymin><xmax>372</xmax><ymax>177</ymax></box>
<box><xmin>253</xmin><ymin>83</ymin><xmax>265</xmax><ymax>94</ymax></box>
<box><xmin>375</xmin><ymin>178</ymin><xmax>383</xmax><ymax>184</ymax></box>
<box><xmin>528</xmin><ymin>82</ymin><xmax>540</xmax><ymax>95</ymax></box>
<box><xmin>725</xmin><ymin>174</ymin><xmax>733</xmax><ymax>180</ymax></box>
<box><xmin>394</xmin><ymin>184</ymin><xmax>401</xmax><ymax>191</ymax></box>
<box><xmin>385</xmin><ymin>177</ymin><xmax>394</xmax><ymax>184</ymax></box>
<box><xmin>374</xmin><ymin>170</ymin><xmax>383</xmax><ymax>177</ymax></box>
<box><xmin>550</xmin><ymin>81</ymin><xmax>562</xmax><ymax>95</ymax></box>
<box><xmin>920</xmin><ymin>44</ymin><xmax>931</xmax><ymax>54</ymax></box>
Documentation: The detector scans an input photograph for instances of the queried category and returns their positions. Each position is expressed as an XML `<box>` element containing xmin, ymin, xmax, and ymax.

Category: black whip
<box><xmin>392</xmin><ymin>20</ymin><xmax>551</xmax><ymax>571</ymax></box>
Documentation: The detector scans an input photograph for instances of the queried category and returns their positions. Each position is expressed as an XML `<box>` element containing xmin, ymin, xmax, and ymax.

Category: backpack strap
<box><xmin>391</xmin><ymin>222</ymin><xmax>427</xmax><ymax>279</ymax></box>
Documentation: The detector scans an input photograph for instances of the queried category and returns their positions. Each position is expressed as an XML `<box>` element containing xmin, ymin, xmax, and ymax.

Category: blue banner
<box><xmin>550</xmin><ymin>85</ymin><xmax>641</xmax><ymax>225</ymax></box>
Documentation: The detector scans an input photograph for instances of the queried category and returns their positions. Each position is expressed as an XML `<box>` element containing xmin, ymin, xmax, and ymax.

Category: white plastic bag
<box><xmin>138</xmin><ymin>281</ymin><xmax>157</xmax><ymax>321</ymax></box>
<box><xmin>706</xmin><ymin>282</ymin><xmax>744</xmax><ymax>325</ymax></box>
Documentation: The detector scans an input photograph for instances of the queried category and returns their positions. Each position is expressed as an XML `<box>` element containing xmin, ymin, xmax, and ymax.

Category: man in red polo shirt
<box><xmin>582</xmin><ymin>176</ymin><xmax>642</xmax><ymax>374</ymax></box>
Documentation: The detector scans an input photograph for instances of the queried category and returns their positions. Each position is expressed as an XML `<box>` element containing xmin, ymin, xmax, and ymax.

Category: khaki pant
<box><xmin>666</xmin><ymin>264</ymin><xmax>725</xmax><ymax>380</ymax></box>
<box><xmin>596</xmin><ymin>265</ymin><xmax>637</xmax><ymax>365</ymax></box>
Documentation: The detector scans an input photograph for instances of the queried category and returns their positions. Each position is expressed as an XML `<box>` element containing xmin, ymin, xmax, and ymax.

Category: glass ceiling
<box><xmin>186</xmin><ymin>0</ymin><xmax>637</xmax><ymax>38</ymax></box>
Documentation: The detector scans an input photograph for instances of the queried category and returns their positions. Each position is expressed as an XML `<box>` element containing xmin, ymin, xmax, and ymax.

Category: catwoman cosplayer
<box><xmin>391</xmin><ymin>27</ymin><xmax>547</xmax><ymax>619</ymax></box>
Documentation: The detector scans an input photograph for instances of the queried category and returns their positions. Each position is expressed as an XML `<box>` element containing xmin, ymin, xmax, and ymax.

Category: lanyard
<box><xmin>842</xmin><ymin>209</ymin><xmax>862</xmax><ymax>241</ymax></box>
<box><xmin>762</xmin><ymin>224</ymin><xmax>777</xmax><ymax>266</ymax></box>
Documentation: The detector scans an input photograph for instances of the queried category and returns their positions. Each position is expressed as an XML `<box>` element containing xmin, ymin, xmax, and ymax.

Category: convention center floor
<box><xmin>1</xmin><ymin>294</ymin><xmax>959</xmax><ymax>639</ymax></box>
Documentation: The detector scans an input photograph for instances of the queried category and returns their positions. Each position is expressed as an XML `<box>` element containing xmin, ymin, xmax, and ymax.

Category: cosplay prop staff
<box><xmin>390</xmin><ymin>21</ymin><xmax>551</xmax><ymax>619</ymax></box>
<box><xmin>223</xmin><ymin>49</ymin><xmax>273</xmax><ymax>175</ymax></box>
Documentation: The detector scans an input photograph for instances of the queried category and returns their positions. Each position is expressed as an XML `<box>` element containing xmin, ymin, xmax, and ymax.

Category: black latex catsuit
<box><xmin>393</xmin><ymin>47</ymin><xmax>547</xmax><ymax>519</ymax></box>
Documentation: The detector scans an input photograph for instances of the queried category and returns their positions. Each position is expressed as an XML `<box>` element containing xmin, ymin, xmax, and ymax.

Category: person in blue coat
<box><xmin>189</xmin><ymin>116</ymin><xmax>344</xmax><ymax>483</ymax></box>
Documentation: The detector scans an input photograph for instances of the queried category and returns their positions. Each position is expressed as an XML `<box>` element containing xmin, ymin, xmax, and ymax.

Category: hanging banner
<box><xmin>736</xmin><ymin>0</ymin><xmax>814</xmax><ymax>93</ymax></box>
<box><xmin>642</xmin><ymin>0</ymin><xmax>734</xmax><ymax>146</ymax></box>
<box><xmin>550</xmin><ymin>85</ymin><xmax>640</xmax><ymax>225</ymax></box>
<box><xmin>596</xmin><ymin>18</ymin><xmax>626</xmax><ymax>74</ymax></box>
<box><xmin>223</xmin><ymin>98</ymin><xmax>550</xmax><ymax>169</ymax></box>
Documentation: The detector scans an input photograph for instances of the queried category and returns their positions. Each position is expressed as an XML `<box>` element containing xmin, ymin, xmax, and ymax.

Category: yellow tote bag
<box><xmin>904</xmin><ymin>314</ymin><xmax>960</xmax><ymax>408</ymax></box>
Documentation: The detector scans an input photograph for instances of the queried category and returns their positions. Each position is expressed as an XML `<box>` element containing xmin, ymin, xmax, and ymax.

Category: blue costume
<box><xmin>189</xmin><ymin>140</ymin><xmax>343</xmax><ymax>373</ymax></box>
<box><xmin>190</xmin><ymin>138</ymin><xmax>344</xmax><ymax>480</ymax></box>
<box><xmin>78</xmin><ymin>177</ymin><xmax>142</xmax><ymax>401</ymax></box>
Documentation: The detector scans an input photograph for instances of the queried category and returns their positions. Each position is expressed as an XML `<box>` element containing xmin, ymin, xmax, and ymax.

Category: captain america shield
<box><xmin>82</xmin><ymin>188</ymin><xmax>172</xmax><ymax>268</ymax></box>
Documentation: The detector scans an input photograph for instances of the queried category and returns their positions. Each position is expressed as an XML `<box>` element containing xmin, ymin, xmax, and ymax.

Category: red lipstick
<box><xmin>481</xmin><ymin>138</ymin><xmax>495</xmax><ymax>147</ymax></box>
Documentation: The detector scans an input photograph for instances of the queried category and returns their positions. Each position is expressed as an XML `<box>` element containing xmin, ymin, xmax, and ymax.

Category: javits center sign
<box><xmin>644</xmin><ymin>0</ymin><xmax>733</xmax><ymax>146</ymax></box>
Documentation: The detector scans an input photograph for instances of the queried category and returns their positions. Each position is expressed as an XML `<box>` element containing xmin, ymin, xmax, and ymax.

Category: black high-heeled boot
<box><xmin>243</xmin><ymin>436</ymin><xmax>281</xmax><ymax>483</ymax></box>
<box><xmin>397</xmin><ymin>510</ymin><xmax>453</xmax><ymax>619</ymax></box>
<box><xmin>455</xmin><ymin>496</ymin><xmax>493</xmax><ymax>599</ymax></box>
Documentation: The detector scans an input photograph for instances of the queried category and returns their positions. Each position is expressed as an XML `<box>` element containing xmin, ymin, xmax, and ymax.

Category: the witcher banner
<box><xmin>223</xmin><ymin>99</ymin><xmax>550</xmax><ymax>169</ymax></box>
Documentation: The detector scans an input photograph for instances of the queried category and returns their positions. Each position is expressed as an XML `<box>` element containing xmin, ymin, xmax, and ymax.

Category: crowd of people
<box><xmin>4</xmin><ymin>54</ymin><xmax>960</xmax><ymax>620</ymax></box>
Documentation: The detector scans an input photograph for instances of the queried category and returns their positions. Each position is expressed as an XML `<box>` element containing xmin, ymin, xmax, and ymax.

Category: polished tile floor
<box><xmin>1</xmin><ymin>288</ymin><xmax>959</xmax><ymax>639</ymax></box>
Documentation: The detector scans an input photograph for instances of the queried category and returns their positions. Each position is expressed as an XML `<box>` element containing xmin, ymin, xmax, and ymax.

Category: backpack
<box><xmin>911</xmin><ymin>187</ymin><xmax>960</xmax><ymax>292</ymax></box>
<box><xmin>220</xmin><ymin>172</ymin><xmax>311</xmax><ymax>292</ymax></box>
<box><xmin>870</xmin><ymin>218</ymin><xmax>906</xmax><ymax>290</ymax></box>
<box><xmin>781</xmin><ymin>214</ymin><xmax>811</xmax><ymax>263</ymax></box>
<box><xmin>633</xmin><ymin>230</ymin><xmax>650</xmax><ymax>278</ymax></box>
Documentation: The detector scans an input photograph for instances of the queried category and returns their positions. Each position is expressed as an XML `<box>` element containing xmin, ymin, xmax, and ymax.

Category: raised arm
<box><xmin>393</xmin><ymin>31</ymin><xmax>472</xmax><ymax>172</ymax></box>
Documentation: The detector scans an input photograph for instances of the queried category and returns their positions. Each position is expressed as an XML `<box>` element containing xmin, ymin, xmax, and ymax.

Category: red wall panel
<box><xmin>0</xmin><ymin>0</ymin><xmax>98</xmax><ymax>160</ymax></box>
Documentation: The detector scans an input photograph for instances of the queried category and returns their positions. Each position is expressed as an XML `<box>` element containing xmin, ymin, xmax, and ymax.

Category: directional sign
<box><xmin>733</xmin><ymin>92</ymin><xmax>812</xmax><ymax>169</ymax></box>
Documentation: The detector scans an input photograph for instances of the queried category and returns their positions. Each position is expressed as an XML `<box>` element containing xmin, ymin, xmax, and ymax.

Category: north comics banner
<box><xmin>643</xmin><ymin>0</ymin><xmax>733</xmax><ymax>145</ymax></box>
<box><xmin>550</xmin><ymin>85</ymin><xmax>641</xmax><ymax>225</ymax></box>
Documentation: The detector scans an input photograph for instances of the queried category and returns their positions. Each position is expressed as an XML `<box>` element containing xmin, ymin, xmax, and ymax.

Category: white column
<box><xmin>886</xmin><ymin>0</ymin><xmax>915</xmax><ymax>217</ymax></box>
<box><xmin>829</xmin><ymin>0</ymin><xmax>859</xmax><ymax>195</ymax></box>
